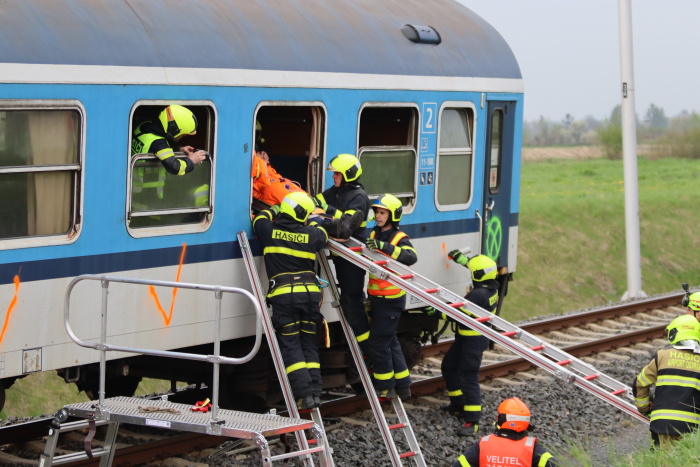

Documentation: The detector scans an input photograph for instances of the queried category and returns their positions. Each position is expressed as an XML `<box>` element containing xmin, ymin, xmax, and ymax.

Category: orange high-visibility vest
<box><xmin>367</xmin><ymin>231</ymin><xmax>407</xmax><ymax>298</ymax></box>
<box><xmin>479</xmin><ymin>434</ymin><xmax>536</xmax><ymax>467</ymax></box>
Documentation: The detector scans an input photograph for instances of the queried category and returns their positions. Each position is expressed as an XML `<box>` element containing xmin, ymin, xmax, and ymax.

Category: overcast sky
<box><xmin>459</xmin><ymin>0</ymin><xmax>700</xmax><ymax>123</ymax></box>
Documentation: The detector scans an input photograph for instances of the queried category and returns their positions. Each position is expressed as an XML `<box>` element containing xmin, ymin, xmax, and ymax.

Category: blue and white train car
<box><xmin>0</xmin><ymin>0</ymin><xmax>522</xmax><ymax>409</ymax></box>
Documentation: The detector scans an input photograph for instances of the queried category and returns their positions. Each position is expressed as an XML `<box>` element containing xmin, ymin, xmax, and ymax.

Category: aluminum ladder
<box><xmin>317</xmin><ymin>251</ymin><xmax>427</xmax><ymax>467</ymax></box>
<box><xmin>238</xmin><ymin>230</ymin><xmax>335</xmax><ymax>467</ymax></box>
<box><xmin>325</xmin><ymin>238</ymin><xmax>650</xmax><ymax>425</ymax></box>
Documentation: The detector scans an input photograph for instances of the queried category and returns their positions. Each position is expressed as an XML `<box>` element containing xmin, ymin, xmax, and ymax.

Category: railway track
<box><xmin>0</xmin><ymin>292</ymin><xmax>684</xmax><ymax>466</ymax></box>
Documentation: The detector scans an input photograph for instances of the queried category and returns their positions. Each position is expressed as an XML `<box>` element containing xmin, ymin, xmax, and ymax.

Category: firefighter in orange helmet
<box><xmin>452</xmin><ymin>398</ymin><xmax>558</xmax><ymax>467</ymax></box>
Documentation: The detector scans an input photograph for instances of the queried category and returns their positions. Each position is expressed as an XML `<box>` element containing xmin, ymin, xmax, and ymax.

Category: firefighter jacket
<box><xmin>633</xmin><ymin>346</ymin><xmax>700</xmax><ymax>435</ymax></box>
<box><xmin>452</xmin><ymin>430</ymin><xmax>557</xmax><ymax>467</ymax></box>
<box><xmin>366</xmin><ymin>226</ymin><xmax>417</xmax><ymax>299</ymax></box>
<box><xmin>444</xmin><ymin>279</ymin><xmax>499</xmax><ymax>337</ymax></box>
<box><xmin>131</xmin><ymin>121</ymin><xmax>194</xmax><ymax>176</ymax></box>
<box><xmin>252</xmin><ymin>209</ymin><xmax>328</xmax><ymax>297</ymax></box>
<box><xmin>320</xmin><ymin>182</ymin><xmax>370</xmax><ymax>241</ymax></box>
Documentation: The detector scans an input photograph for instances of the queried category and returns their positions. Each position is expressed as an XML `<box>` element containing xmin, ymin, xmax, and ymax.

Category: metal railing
<box><xmin>64</xmin><ymin>274</ymin><xmax>264</xmax><ymax>421</ymax></box>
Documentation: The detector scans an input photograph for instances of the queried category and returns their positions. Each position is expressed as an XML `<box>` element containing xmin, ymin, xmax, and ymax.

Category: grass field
<box><xmin>2</xmin><ymin>152</ymin><xmax>699</xmax><ymax>419</ymax></box>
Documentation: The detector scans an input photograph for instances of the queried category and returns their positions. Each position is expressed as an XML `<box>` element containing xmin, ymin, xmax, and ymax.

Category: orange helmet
<box><xmin>496</xmin><ymin>397</ymin><xmax>531</xmax><ymax>432</ymax></box>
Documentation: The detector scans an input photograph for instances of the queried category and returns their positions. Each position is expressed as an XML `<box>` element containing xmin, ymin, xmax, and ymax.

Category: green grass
<box><xmin>557</xmin><ymin>427</ymin><xmax>700</xmax><ymax>466</ymax></box>
<box><xmin>504</xmin><ymin>156</ymin><xmax>700</xmax><ymax>322</ymax></box>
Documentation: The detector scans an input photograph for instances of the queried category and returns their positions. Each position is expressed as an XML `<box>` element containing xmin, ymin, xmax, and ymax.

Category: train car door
<box><xmin>481</xmin><ymin>101</ymin><xmax>515</xmax><ymax>267</ymax></box>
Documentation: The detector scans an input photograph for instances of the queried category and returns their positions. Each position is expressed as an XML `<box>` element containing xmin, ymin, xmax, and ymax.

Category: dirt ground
<box><xmin>522</xmin><ymin>145</ymin><xmax>652</xmax><ymax>161</ymax></box>
<box><xmin>522</xmin><ymin>146</ymin><xmax>603</xmax><ymax>161</ymax></box>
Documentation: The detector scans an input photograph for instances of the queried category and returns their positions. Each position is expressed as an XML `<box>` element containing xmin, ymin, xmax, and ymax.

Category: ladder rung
<box><xmin>399</xmin><ymin>273</ymin><xmax>414</xmax><ymax>279</ymax></box>
<box><xmin>388</xmin><ymin>423</ymin><xmax>406</xmax><ymax>430</ymax></box>
<box><xmin>530</xmin><ymin>345</ymin><xmax>544</xmax><ymax>351</ymax></box>
<box><xmin>476</xmin><ymin>316</ymin><xmax>491</xmax><ymax>323</ymax></box>
<box><xmin>400</xmin><ymin>451</ymin><xmax>417</xmax><ymax>459</ymax></box>
<box><xmin>556</xmin><ymin>359</ymin><xmax>571</xmax><ymax>366</ymax></box>
<box><xmin>450</xmin><ymin>302</ymin><xmax>464</xmax><ymax>308</ymax></box>
<box><xmin>584</xmin><ymin>374</ymin><xmax>600</xmax><ymax>381</ymax></box>
<box><xmin>502</xmin><ymin>331</ymin><xmax>518</xmax><ymax>337</ymax></box>
<box><xmin>349</xmin><ymin>246</ymin><xmax>362</xmax><ymax>252</ymax></box>
<box><xmin>424</xmin><ymin>288</ymin><xmax>438</xmax><ymax>294</ymax></box>
<box><xmin>374</xmin><ymin>260</ymin><xmax>388</xmax><ymax>266</ymax></box>
<box><xmin>611</xmin><ymin>389</ymin><xmax>626</xmax><ymax>396</ymax></box>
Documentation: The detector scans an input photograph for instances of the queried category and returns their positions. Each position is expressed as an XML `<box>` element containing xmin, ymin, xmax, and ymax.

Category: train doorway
<box><xmin>481</xmin><ymin>101</ymin><xmax>515</xmax><ymax>268</ymax></box>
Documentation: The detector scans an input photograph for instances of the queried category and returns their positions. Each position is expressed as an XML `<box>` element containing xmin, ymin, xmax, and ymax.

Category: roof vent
<box><xmin>401</xmin><ymin>24</ymin><xmax>441</xmax><ymax>45</ymax></box>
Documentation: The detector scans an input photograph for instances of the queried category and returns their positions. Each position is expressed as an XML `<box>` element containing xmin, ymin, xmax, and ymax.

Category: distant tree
<box><xmin>596</xmin><ymin>119</ymin><xmax>622</xmax><ymax>160</ymax></box>
<box><xmin>644</xmin><ymin>104</ymin><xmax>668</xmax><ymax>133</ymax></box>
<box><xmin>562</xmin><ymin>113</ymin><xmax>574</xmax><ymax>129</ymax></box>
<box><xmin>610</xmin><ymin>105</ymin><xmax>622</xmax><ymax>126</ymax></box>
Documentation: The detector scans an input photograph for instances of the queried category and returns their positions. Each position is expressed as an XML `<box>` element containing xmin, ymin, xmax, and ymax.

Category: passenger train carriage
<box><xmin>0</xmin><ymin>0</ymin><xmax>523</xmax><ymax>410</ymax></box>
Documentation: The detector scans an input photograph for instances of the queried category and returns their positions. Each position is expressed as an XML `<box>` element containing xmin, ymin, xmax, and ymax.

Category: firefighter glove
<box><xmin>449</xmin><ymin>249</ymin><xmax>468</xmax><ymax>266</ymax></box>
<box><xmin>313</xmin><ymin>195</ymin><xmax>328</xmax><ymax>212</ymax></box>
<box><xmin>366</xmin><ymin>238</ymin><xmax>384</xmax><ymax>251</ymax></box>
<box><xmin>424</xmin><ymin>306</ymin><xmax>437</xmax><ymax>316</ymax></box>
<box><xmin>268</xmin><ymin>204</ymin><xmax>281</xmax><ymax>215</ymax></box>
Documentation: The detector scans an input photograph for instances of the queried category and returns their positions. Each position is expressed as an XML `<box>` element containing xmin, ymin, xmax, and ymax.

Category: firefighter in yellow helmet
<box><xmin>683</xmin><ymin>289</ymin><xmax>700</xmax><ymax>320</ymax></box>
<box><xmin>633</xmin><ymin>314</ymin><xmax>700</xmax><ymax>449</ymax></box>
<box><xmin>452</xmin><ymin>398</ymin><xmax>558</xmax><ymax>467</ymax></box>
<box><xmin>365</xmin><ymin>194</ymin><xmax>417</xmax><ymax>399</ymax></box>
<box><xmin>252</xmin><ymin>192</ymin><xmax>329</xmax><ymax>410</ymax></box>
<box><xmin>131</xmin><ymin>105</ymin><xmax>207</xmax><ymax>175</ymax></box>
<box><xmin>442</xmin><ymin>252</ymin><xmax>500</xmax><ymax>436</ymax></box>
<box><xmin>314</xmin><ymin>154</ymin><xmax>372</xmax><ymax>361</ymax></box>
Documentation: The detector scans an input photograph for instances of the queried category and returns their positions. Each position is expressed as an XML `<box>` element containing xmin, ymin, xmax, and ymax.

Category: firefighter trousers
<box><xmin>367</xmin><ymin>295</ymin><xmax>411</xmax><ymax>391</ymax></box>
<box><xmin>269</xmin><ymin>291</ymin><xmax>323</xmax><ymax>399</ymax></box>
<box><xmin>441</xmin><ymin>333</ymin><xmax>489</xmax><ymax>423</ymax></box>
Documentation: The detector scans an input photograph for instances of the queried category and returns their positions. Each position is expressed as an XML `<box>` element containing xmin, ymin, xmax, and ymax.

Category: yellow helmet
<box><xmin>371</xmin><ymin>194</ymin><xmax>403</xmax><ymax>224</ymax></box>
<box><xmin>159</xmin><ymin>105</ymin><xmax>197</xmax><ymax>138</ymax></box>
<box><xmin>686</xmin><ymin>292</ymin><xmax>700</xmax><ymax>313</ymax></box>
<box><xmin>327</xmin><ymin>154</ymin><xmax>362</xmax><ymax>182</ymax></box>
<box><xmin>467</xmin><ymin>255</ymin><xmax>498</xmax><ymax>282</ymax></box>
<box><xmin>666</xmin><ymin>315</ymin><xmax>700</xmax><ymax>345</ymax></box>
<box><xmin>280</xmin><ymin>192</ymin><xmax>315</xmax><ymax>223</ymax></box>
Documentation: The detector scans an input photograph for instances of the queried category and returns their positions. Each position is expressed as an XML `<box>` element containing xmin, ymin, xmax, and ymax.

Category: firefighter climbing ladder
<box><xmin>317</xmin><ymin>251</ymin><xmax>427</xmax><ymax>467</ymax></box>
<box><xmin>325</xmin><ymin>238</ymin><xmax>651</xmax><ymax>426</ymax></box>
<box><xmin>238</xmin><ymin>231</ymin><xmax>335</xmax><ymax>467</ymax></box>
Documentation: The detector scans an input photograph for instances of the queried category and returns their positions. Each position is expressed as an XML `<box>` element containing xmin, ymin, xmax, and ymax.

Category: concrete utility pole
<box><xmin>618</xmin><ymin>0</ymin><xmax>645</xmax><ymax>300</ymax></box>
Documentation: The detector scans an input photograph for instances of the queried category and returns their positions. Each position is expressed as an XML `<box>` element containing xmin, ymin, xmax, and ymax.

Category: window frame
<box><xmin>435</xmin><ymin>101</ymin><xmax>477</xmax><ymax>212</ymax></box>
<box><xmin>357</xmin><ymin>102</ymin><xmax>419</xmax><ymax>214</ymax></box>
<box><xmin>0</xmin><ymin>100</ymin><xmax>85</xmax><ymax>250</ymax></box>
<box><xmin>126</xmin><ymin>100</ymin><xmax>217</xmax><ymax>238</ymax></box>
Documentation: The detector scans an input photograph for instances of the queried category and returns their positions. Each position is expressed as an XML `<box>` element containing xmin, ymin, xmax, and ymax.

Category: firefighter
<box><xmin>442</xmin><ymin>252</ymin><xmax>500</xmax><ymax>436</ymax></box>
<box><xmin>252</xmin><ymin>192</ymin><xmax>330</xmax><ymax>410</ymax></box>
<box><xmin>683</xmin><ymin>291</ymin><xmax>700</xmax><ymax>320</ymax></box>
<box><xmin>314</xmin><ymin>154</ymin><xmax>372</xmax><ymax>357</ymax></box>
<box><xmin>131</xmin><ymin>105</ymin><xmax>207</xmax><ymax>175</ymax></box>
<box><xmin>365</xmin><ymin>194</ymin><xmax>417</xmax><ymax>399</ymax></box>
<box><xmin>633</xmin><ymin>314</ymin><xmax>700</xmax><ymax>449</ymax></box>
<box><xmin>452</xmin><ymin>397</ymin><xmax>558</xmax><ymax>467</ymax></box>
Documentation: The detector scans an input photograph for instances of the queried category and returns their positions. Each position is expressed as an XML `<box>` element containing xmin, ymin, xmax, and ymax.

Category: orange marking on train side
<box><xmin>442</xmin><ymin>242</ymin><xmax>450</xmax><ymax>269</ymax></box>
<box><xmin>149</xmin><ymin>243</ymin><xmax>187</xmax><ymax>327</ymax></box>
<box><xmin>0</xmin><ymin>274</ymin><xmax>21</xmax><ymax>343</ymax></box>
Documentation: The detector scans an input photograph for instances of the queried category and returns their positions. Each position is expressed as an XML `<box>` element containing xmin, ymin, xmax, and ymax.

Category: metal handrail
<box><xmin>64</xmin><ymin>274</ymin><xmax>264</xmax><ymax>421</ymax></box>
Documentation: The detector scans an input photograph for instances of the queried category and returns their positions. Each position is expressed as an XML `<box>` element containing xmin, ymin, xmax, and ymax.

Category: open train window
<box><xmin>357</xmin><ymin>105</ymin><xmax>418</xmax><ymax>212</ymax></box>
<box><xmin>436</xmin><ymin>104</ymin><xmax>476</xmax><ymax>210</ymax></box>
<box><xmin>251</xmin><ymin>104</ymin><xmax>326</xmax><ymax>213</ymax></box>
<box><xmin>127</xmin><ymin>102</ymin><xmax>215</xmax><ymax>235</ymax></box>
<box><xmin>0</xmin><ymin>103</ymin><xmax>83</xmax><ymax>249</ymax></box>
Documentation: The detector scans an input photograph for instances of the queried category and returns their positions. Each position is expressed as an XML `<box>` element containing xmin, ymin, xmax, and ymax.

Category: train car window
<box><xmin>489</xmin><ymin>109</ymin><xmax>503</xmax><ymax>194</ymax></box>
<box><xmin>127</xmin><ymin>103</ymin><xmax>215</xmax><ymax>235</ymax></box>
<box><xmin>436</xmin><ymin>105</ymin><xmax>475</xmax><ymax>210</ymax></box>
<box><xmin>0</xmin><ymin>107</ymin><xmax>82</xmax><ymax>246</ymax></box>
<box><xmin>358</xmin><ymin>105</ymin><xmax>418</xmax><ymax>211</ymax></box>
